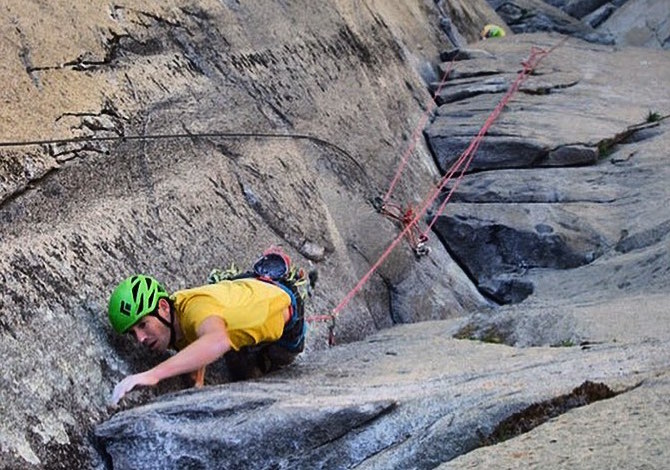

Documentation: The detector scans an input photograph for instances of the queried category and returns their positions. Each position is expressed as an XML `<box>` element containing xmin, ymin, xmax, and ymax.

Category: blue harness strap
<box><xmin>252</xmin><ymin>277</ymin><xmax>306</xmax><ymax>352</ymax></box>
<box><xmin>273</xmin><ymin>281</ymin><xmax>307</xmax><ymax>352</ymax></box>
<box><xmin>275</xmin><ymin>282</ymin><xmax>297</xmax><ymax>325</ymax></box>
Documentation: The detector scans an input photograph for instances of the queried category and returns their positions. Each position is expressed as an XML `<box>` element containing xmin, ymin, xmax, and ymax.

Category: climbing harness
<box><xmin>207</xmin><ymin>246</ymin><xmax>310</xmax><ymax>353</ymax></box>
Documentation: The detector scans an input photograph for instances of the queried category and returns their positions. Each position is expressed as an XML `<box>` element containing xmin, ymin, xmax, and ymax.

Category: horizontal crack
<box><xmin>597</xmin><ymin>117</ymin><xmax>668</xmax><ymax>157</ymax></box>
<box><xmin>519</xmin><ymin>79</ymin><xmax>579</xmax><ymax>95</ymax></box>
<box><xmin>481</xmin><ymin>380</ymin><xmax>622</xmax><ymax>446</ymax></box>
<box><xmin>444</xmin><ymin>197</ymin><xmax>619</xmax><ymax>204</ymax></box>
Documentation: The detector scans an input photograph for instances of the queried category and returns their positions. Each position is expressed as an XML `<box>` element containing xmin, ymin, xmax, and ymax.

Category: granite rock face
<box><xmin>96</xmin><ymin>321</ymin><xmax>670</xmax><ymax>469</ymax></box>
<box><xmin>485</xmin><ymin>0</ymin><xmax>615</xmax><ymax>43</ymax></box>
<box><xmin>598</xmin><ymin>0</ymin><xmax>670</xmax><ymax>49</ymax></box>
<box><xmin>0</xmin><ymin>1</ymin><xmax>497</xmax><ymax>468</ymax></box>
<box><xmin>485</xmin><ymin>0</ymin><xmax>670</xmax><ymax>48</ymax></box>
<box><xmin>426</xmin><ymin>34</ymin><xmax>670</xmax><ymax>305</ymax></box>
<box><xmin>2</xmin><ymin>0</ymin><xmax>670</xmax><ymax>469</ymax></box>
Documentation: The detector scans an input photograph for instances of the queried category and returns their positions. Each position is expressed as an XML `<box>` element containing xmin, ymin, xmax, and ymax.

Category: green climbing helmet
<box><xmin>481</xmin><ymin>24</ymin><xmax>506</xmax><ymax>39</ymax></box>
<box><xmin>108</xmin><ymin>274</ymin><xmax>169</xmax><ymax>334</ymax></box>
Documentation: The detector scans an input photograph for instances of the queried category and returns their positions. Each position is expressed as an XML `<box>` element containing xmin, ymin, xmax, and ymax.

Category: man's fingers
<box><xmin>110</xmin><ymin>383</ymin><xmax>125</xmax><ymax>406</ymax></box>
<box><xmin>109</xmin><ymin>372</ymin><xmax>160</xmax><ymax>406</ymax></box>
<box><xmin>110</xmin><ymin>377</ymin><xmax>133</xmax><ymax>406</ymax></box>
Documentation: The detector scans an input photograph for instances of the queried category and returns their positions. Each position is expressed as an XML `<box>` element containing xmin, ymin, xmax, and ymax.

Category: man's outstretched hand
<box><xmin>110</xmin><ymin>318</ymin><xmax>231</xmax><ymax>406</ymax></box>
<box><xmin>110</xmin><ymin>371</ymin><xmax>159</xmax><ymax>406</ymax></box>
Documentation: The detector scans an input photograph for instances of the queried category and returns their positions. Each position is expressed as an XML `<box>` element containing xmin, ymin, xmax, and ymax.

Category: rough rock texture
<box><xmin>0</xmin><ymin>1</ymin><xmax>497</xmax><ymax>468</ymax></box>
<box><xmin>440</xmin><ymin>372</ymin><xmax>670</xmax><ymax>469</ymax></box>
<box><xmin>485</xmin><ymin>0</ymin><xmax>615</xmax><ymax>43</ymax></box>
<box><xmin>486</xmin><ymin>0</ymin><xmax>670</xmax><ymax>48</ymax></box>
<box><xmin>426</xmin><ymin>34</ymin><xmax>670</xmax><ymax>304</ymax></box>
<box><xmin>3</xmin><ymin>1</ymin><xmax>670</xmax><ymax>469</ymax></box>
<box><xmin>96</xmin><ymin>321</ymin><xmax>670</xmax><ymax>469</ymax></box>
<box><xmin>598</xmin><ymin>0</ymin><xmax>670</xmax><ymax>49</ymax></box>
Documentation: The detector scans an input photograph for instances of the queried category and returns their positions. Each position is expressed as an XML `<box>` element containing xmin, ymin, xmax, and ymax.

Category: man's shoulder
<box><xmin>172</xmin><ymin>285</ymin><xmax>226</xmax><ymax>314</ymax></box>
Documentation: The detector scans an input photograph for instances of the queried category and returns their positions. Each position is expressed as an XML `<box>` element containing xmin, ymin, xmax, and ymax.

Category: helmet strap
<box><xmin>151</xmin><ymin>304</ymin><xmax>176</xmax><ymax>349</ymax></box>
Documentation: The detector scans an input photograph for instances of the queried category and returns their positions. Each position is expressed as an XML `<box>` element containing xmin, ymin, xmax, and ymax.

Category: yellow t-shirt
<box><xmin>171</xmin><ymin>279</ymin><xmax>291</xmax><ymax>351</ymax></box>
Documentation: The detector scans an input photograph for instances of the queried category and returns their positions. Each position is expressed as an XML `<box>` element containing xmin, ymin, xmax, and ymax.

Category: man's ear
<box><xmin>157</xmin><ymin>298</ymin><xmax>170</xmax><ymax>319</ymax></box>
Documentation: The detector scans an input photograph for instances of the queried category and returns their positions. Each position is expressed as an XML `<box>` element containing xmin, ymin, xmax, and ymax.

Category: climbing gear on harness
<box><xmin>108</xmin><ymin>275</ymin><xmax>169</xmax><ymax>333</ymax></box>
<box><xmin>207</xmin><ymin>263</ymin><xmax>242</xmax><ymax>284</ymax></box>
<box><xmin>481</xmin><ymin>24</ymin><xmax>506</xmax><ymax>39</ymax></box>
<box><xmin>207</xmin><ymin>247</ymin><xmax>310</xmax><ymax>353</ymax></box>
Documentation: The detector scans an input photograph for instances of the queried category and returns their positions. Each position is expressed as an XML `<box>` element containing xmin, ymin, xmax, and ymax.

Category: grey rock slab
<box><xmin>456</xmin><ymin>237</ymin><xmax>670</xmax><ymax>347</ymax></box>
<box><xmin>96</xmin><ymin>320</ymin><xmax>670</xmax><ymax>469</ymax></box>
<box><xmin>583</xmin><ymin>3</ymin><xmax>619</xmax><ymax>28</ymax></box>
<box><xmin>427</xmin><ymin>34</ymin><xmax>670</xmax><ymax>173</ymax></box>
<box><xmin>598</xmin><ymin>0</ymin><xmax>670</xmax><ymax>49</ymax></box>
<box><xmin>439</xmin><ymin>371</ymin><xmax>670</xmax><ymax>469</ymax></box>
<box><xmin>485</xmin><ymin>0</ymin><xmax>614</xmax><ymax>43</ymax></box>
<box><xmin>428</xmin><ymin>37</ymin><xmax>670</xmax><ymax>306</ymax></box>
<box><xmin>562</xmin><ymin>0</ymin><xmax>612</xmax><ymax>19</ymax></box>
<box><xmin>433</xmin><ymin>201</ymin><xmax>616</xmax><ymax>293</ymax></box>
<box><xmin>446</xmin><ymin>166</ymin><xmax>623</xmax><ymax>203</ymax></box>
<box><xmin>433</xmin><ymin>147</ymin><xmax>670</xmax><ymax>304</ymax></box>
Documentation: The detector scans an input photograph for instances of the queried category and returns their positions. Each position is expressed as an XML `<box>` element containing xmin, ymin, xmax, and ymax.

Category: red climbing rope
<box><xmin>420</xmin><ymin>41</ymin><xmax>566</xmax><ymax>237</ymax></box>
<box><xmin>374</xmin><ymin>59</ymin><xmax>457</xmax><ymax>254</ymax></box>
<box><xmin>307</xmin><ymin>39</ymin><xmax>566</xmax><ymax>344</ymax></box>
<box><xmin>382</xmin><ymin>58</ymin><xmax>455</xmax><ymax>204</ymax></box>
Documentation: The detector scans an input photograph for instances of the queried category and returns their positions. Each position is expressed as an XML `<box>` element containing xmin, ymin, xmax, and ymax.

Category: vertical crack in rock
<box><xmin>15</xmin><ymin>24</ymin><xmax>41</xmax><ymax>88</ymax></box>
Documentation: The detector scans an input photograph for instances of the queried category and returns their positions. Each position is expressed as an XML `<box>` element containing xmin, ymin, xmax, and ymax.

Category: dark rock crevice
<box><xmin>596</xmin><ymin>118</ymin><xmax>668</xmax><ymax>157</ymax></box>
<box><xmin>0</xmin><ymin>160</ymin><xmax>58</xmax><ymax>211</ymax></box>
<box><xmin>432</xmin><ymin>224</ymin><xmax>505</xmax><ymax>306</ymax></box>
<box><xmin>518</xmin><ymin>78</ymin><xmax>579</xmax><ymax>94</ymax></box>
<box><xmin>26</xmin><ymin>33</ymin><xmax>134</xmax><ymax>73</ymax></box>
<box><xmin>431</xmin><ymin>213</ymin><xmax>608</xmax><ymax>304</ymax></box>
<box><xmin>481</xmin><ymin>380</ymin><xmax>622</xmax><ymax>445</ymax></box>
<box><xmin>615</xmin><ymin>219</ymin><xmax>670</xmax><ymax>253</ymax></box>
<box><xmin>14</xmin><ymin>24</ymin><xmax>41</xmax><ymax>88</ymax></box>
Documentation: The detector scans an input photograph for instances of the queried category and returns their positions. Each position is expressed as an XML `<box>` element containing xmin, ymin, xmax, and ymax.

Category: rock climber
<box><xmin>107</xmin><ymin>252</ymin><xmax>307</xmax><ymax>405</ymax></box>
<box><xmin>480</xmin><ymin>24</ymin><xmax>506</xmax><ymax>39</ymax></box>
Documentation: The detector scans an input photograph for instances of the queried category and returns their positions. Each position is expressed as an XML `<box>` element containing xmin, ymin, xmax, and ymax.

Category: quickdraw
<box><xmin>372</xmin><ymin>197</ymin><xmax>430</xmax><ymax>257</ymax></box>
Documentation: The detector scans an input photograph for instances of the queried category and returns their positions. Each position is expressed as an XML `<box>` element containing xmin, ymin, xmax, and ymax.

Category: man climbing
<box><xmin>480</xmin><ymin>24</ymin><xmax>506</xmax><ymax>39</ymax></box>
<box><xmin>107</xmin><ymin>251</ymin><xmax>308</xmax><ymax>405</ymax></box>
